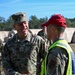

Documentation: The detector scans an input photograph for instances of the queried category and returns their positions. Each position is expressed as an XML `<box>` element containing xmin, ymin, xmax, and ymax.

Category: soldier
<box><xmin>37</xmin><ymin>25</ymin><xmax>50</xmax><ymax>48</ymax></box>
<box><xmin>40</xmin><ymin>14</ymin><xmax>75</xmax><ymax>75</ymax></box>
<box><xmin>0</xmin><ymin>38</ymin><xmax>3</xmax><ymax>75</ymax></box>
<box><xmin>0</xmin><ymin>38</ymin><xmax>3</xmax><ymax>61</ymax></box>
<box><xmin>8</xmin><ymin>29</ymin><xmax>16</xmax><ymax>39</ymax></box>
<box><xmin>0</xmin><ymin>38</ymin><xmax>3</xmax><ymax>52</ymax></box>
<box><xmin>2</xmin><ymin>12</ymin><xmax>47</xmax><ymax>75</ymax></box>
<box><xmin>4</xmin><ymin>29</ymin><xmax>16</xmax><ymax>43</ymax></box>
<box><xmin>37</xmin><ymin>26</ymin><xmax>47</xmax><ymax>39</ymax></box>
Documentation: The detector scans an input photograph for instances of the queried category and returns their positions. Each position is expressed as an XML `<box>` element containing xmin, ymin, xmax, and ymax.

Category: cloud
<box><xmin>0</xmin><ymin>0</ymin><xmax>21</xmax><ymax>6</ymax></box>
<box><xmin>1</xmin><ymin>1</ymin><xmax>75</xmax><ymax>19</ymax></box>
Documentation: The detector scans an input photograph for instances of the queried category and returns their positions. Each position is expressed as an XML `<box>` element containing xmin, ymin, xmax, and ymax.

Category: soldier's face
<box><xmin>14</xmin><ymin>21</ymin><xmax>29</xmax><ymax>39</ymax></box>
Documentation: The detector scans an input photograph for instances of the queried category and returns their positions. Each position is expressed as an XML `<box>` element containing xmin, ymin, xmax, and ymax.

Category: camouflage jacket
<box><xmin>47</xmin><ymin>47</ymin><xmax>68</xmax><ymax>75</ymax></box>
<box><xmin>37</xmin><ymin>30</ymin><xmax>46</xmax><ymax>39</ymax></box>
<box><xmin>37</xmin><ymin>30</ymin><xmax>50</xmax><ymax>47</ymax></box>
<box><xmin>0</xmin><ymin>38</ymin><xmax>3</xmax><ymax>52</ymax></box>
<box><xmin>2</xmin><ymin>31</ymin><xmax>47</xmax><ymax>75</ymax></box>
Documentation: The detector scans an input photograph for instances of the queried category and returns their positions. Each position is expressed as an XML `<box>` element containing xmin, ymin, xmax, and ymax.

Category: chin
<box><xmin>22</xmin><ymin>31</ymin><xmax>27</xmax><ymax>34</ymax></box>
<box><xmin>23</xmin><ymin>33</ymin><xmax>27</xmax><ymax>36</ymax></box>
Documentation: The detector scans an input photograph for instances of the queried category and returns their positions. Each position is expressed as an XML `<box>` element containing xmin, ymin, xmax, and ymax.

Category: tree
<box><xmin>0</xmin><ymin>17</ymin><xmax>6</xmax><ymax>30</ymax></box>
<box><xmin>0</xmin><ymin>15</ymin><xmax>75</xmax><ymax>31</ymax></box>
<box><xmin>69</xmin><ymin>18</ymin><xmax>75</xmax><ymax>27</ymax></box>
<box><xmin>66</xmin><ymin>18</ymin><xmax>72</xmax><ymax>27</ymax></box>
<box><xmin>29</xmin><ymin>15</ymin><xmax>39</xmax><ymax>29</ymax></box>
<box><xmin>29</xmin><ymin>15</ymin><xmax>48</xmax><ymax>29</ymax></box>
<box><xmin>3</xmin><ymin>16</ymin><xmax>14</xmax><ymax>31</ymax></box>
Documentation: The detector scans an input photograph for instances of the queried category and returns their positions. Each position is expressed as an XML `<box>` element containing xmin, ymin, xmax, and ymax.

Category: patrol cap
<box><xmin>11</xmin><ymin>12</ymin><xmax>28</xmax><ymax>25</ymax></box>
<box><xmin>41</xmin><ymin>14</ymin><xmax>67</xmax><ymax>28</ymax></box>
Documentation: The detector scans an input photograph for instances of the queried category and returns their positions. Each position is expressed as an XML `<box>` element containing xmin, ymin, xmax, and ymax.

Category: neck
<box><xmin>51</xmin><ymin>33</ymin><xmax>64</xmax><ymax>43</ymax></box>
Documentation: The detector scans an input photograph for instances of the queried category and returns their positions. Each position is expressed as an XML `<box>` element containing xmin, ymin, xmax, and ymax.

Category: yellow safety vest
<box><xmin>41</xmin><ymin>39</ymin><xmax>75</xmax><ymax>75</ymax></box>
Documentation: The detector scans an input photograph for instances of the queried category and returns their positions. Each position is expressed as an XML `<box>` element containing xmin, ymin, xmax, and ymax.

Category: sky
<box><xmin>0</xmin><ymin>0</ymin><xmax>75</xmax><ymax>20</ymax></box>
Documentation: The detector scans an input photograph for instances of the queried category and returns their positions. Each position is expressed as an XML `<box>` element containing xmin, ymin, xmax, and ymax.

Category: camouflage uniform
<box><xmin>0</xmin><ymin>38</ymin><xmax>3</xmax><ymax>61</ymax></box>
<box><xmin>47</xmin><ymin>44</ymin><xmax>68</xmax><ymax>75</ymax></box>
<box><xmin>0</xmin><ymin>38</ymin><xmax>3</xmax><ymax>75</ymax></box>
<box><xmin>2</xmin><ymin>30</ymin><xmax>47</xmax><ymax>75</ymax></box>
<box><xmin>8</xmin><ymin>29</ymin><xmax>16</xmax><ymax>39</ymax></box>
<box><xmin>37</xmin><ymin>30</ymin><xmax>45</xmax><ymax>39</ymax></box>
<box><xmin>0</xmin><ymin>38</ymin><xmax>3</xmax><ymax>52</ymax></box>
<box><xmin>37</xmin><ymin>30</ymin><xmax>50</xmax><ymax>49</ymax></box>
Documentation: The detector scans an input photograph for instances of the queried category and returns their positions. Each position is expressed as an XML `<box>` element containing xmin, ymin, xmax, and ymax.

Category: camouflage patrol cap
<box><xmin>11</xmin><ymin>12</ymin><xmax>28</xmax><ymax>25</ymax></box>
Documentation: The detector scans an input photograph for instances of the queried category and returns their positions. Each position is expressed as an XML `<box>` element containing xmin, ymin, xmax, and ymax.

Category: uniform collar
<box><xmin>15</xmin><ymin>31</ymin><xmax>32</xmax><ymax>43</ymax></box>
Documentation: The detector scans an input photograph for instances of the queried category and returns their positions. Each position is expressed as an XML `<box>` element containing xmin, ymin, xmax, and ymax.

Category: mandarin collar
<box><xmin>15</xmin><ymin>32</ymin><xmax>32</xmax><ymax>43</ymax></box>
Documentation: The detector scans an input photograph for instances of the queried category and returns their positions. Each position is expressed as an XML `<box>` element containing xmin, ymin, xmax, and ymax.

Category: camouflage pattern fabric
<box><xmin>8</xmin><ymin>29</ymin><xmax>16</xmax><ymax>39</ymax></box>
<box><xmin>0</xmin><ymin>38</ymin><xmax>3</xmax><ymax>52</ymax></box>
<box><xmin>37</xmin><ymin>30</ymin><xmax>46</xmax><ymax>39</ymax></box>
<box><xmin>0</xmin><ymin>38</ymin><xmax>4</xmax><ymax>75</ymax></box>
<box><xmin>37</xmin><ymin>30</ymin><xmax>50</xmax><ymax>48</ymax></box>
<box><xmin>2</xmin><ymin>30</ymin><xmax>47</xmax><ymax>75</ymax></box>
<box><xmin>47</xmin><ymin>47</ymin><xmax>68</xmax><ymax>75</ymax></box>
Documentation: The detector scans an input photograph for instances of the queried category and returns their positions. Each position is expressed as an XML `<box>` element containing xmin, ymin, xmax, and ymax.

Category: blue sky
<box><xmin>0</xmin><ymin>0</ymin><xmax>75</xmax><ymax>20</ymax></box>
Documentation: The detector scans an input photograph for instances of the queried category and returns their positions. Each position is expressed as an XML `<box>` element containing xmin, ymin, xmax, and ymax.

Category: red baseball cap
<box><xmin>41</xmin><ymin>14</ymin><xmax>67</xmax><ymax>28</ymax></box>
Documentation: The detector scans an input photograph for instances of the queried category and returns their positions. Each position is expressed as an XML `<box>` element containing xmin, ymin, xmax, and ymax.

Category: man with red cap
<box><xmin>40</xmin><ymin>14</ymin><xmax>75</xmax><ymax>75</ymax></box>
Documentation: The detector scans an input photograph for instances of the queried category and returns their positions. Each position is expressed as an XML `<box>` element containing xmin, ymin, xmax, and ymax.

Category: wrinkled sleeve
<box><xmin>34</xmin><ymin>35</ymin><xmax>48</xmax><ymax>75</ymax></box>
<box><xmin>34</xmin><ymin>35</ymin><xmax>48</xmax><ymax>60</ymax></box>
<box><xmin>37</xmin><ymin>35</ymin><xmax>48</xmax><ymax>60</ymax></box>
<box><xmin>2</xmin><ymin>44</ymin><xmax>20</xmax><ymax>75</ymax></box>
<box><xmin>47</xmin><ymin>47</ymin><xmax>68</xmax><ymax>75</ymax></box>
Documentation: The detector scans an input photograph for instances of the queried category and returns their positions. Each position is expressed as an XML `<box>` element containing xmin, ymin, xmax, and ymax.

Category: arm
<box><xmin>40</xmin><ymin>39</ymin><xmax>48</xmax><ymax>59</ymax></box>
<box><xmin>36</xmin><ymin>35</ymin><xmax>48</xmax><ymax>60</ymax></box>
<box><xmin>2</xmin><ymin>44</ymin><xmax>21</xmax><ymax>75</ymax></box>
<box><xmin>34</xmin><ymin>35</ymin><xmax>48</xmax><ymax>75</ymax></box>
<box><xmin>47</xmin><ymin>47</ymin><xmax>68</xmax><ymax>75</ymax></box>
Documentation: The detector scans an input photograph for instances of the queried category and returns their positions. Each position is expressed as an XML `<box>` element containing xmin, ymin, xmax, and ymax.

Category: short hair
<box><xmin>52</xmin><ymin>24</ymin><xmax>65</xmax><ymax>33</ymax></box>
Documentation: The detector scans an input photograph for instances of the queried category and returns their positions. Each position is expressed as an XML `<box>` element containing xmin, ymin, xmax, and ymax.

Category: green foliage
<box><xmin>29</xmin><ymin>15</ymin><xmax>48</xmax><ymax>29</ymax></box>
<box><xmin>66</xmin><ymin>18</ymin><xmax>72</xmax><ymax>27</ymax></box>
<box><xmin>0</xmin><ymin>15</ymin><xmax>75</xmax><ymax>31</ymax></box>
<box><xmin>0</xmin><ymin>16</ymin><xmax>14</xmax><ymax>31</ymax></box>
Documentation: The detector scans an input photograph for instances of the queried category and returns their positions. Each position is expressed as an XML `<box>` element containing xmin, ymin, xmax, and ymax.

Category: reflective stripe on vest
<box><xmin>41</xmin><ymin>39</ymin><xmax>74</xmax><ymax>75</ymax></box>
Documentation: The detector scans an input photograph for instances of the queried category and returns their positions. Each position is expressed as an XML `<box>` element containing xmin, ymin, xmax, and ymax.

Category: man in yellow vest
<box><xmin>41</xmin><ymin>14</ymin><xmax>75</xmax><ymax>75</ymax></box>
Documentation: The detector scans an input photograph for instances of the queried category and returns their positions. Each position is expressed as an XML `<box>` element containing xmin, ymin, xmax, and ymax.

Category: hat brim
<box><xmin>14</xmin><ymin>17</ymin><xmax>28</xmax><ymax>24</ymax></box>
<box><xmin>41</xmin><ymin>21</ymin><xmax>49</xmax><ymax>27</ymax></box>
